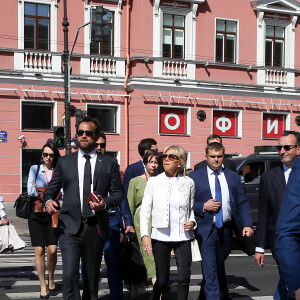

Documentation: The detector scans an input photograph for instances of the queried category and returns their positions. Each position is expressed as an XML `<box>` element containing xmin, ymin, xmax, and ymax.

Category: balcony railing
<box><xmin>265</xmin><ymin>69</ymin><xmax>287</xmax><ymax>86</ymax></box>
<box><xmin>90</xmin><ymin>57</ymin><xmax>116</xmax><ymax>76</ymax></box>
<box><xmin>14</xmin><ymin>50</ymin><xmax>61</xmax><ymax>74</ymax></box>
<box><xmin>163</xmin><ymin>60</ymin><xmax>187</xmax><ymax>78</ymax></box>
<box><xmin>24</xmin><ymin>52</ymin><xmax>52</xmax><ymax>72</ymax></box>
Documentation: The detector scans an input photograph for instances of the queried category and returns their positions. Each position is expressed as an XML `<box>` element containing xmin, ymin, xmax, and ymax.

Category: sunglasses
<box><xmin>42</xmin><ymin>152</ymin><xmax>55</xmax><ymax>158</ymax></box>
<box><xmin>276</xmin><ymin>145</ymin><xmax>298</xmax><ymax>151</ymax></box>
<box><xmin>161</xmin><ymin>154</ymin><xmax>179</xmax><ymax>161</ymax></box>
<box><xmin>77</xmin><ymin>130</ymin><xmax>95</xmax><ymax>137</ymax></box>
<box><xmin>96</xmin><ymin>143</ymin><xmax>106</xmax><ymax>148</ymax></box>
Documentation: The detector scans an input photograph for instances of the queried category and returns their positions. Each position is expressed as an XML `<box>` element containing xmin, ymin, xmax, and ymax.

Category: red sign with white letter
<box><xmin>213</xmin><ymin>111</ymin><xmax>237</xmax><ymax>136</ymax></box>
<box><xmin>160</xmin><ymin>107</ymin><xmax>186</xmax><ymax>135</ymax></box>
<box><xmin>262</xmin><ymin>113</ymin><xmax>285</xmax><ymax>138</ymax></box>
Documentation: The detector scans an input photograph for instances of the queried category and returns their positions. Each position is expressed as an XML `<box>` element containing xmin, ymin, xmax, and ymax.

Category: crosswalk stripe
<box><xmin>0</xmin><ymin>236</ymin><xmax>275</xmax><ymax>300</ymax></box>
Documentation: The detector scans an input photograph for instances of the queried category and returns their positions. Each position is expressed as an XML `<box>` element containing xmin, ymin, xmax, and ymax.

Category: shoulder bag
<box><xmin>14</xmin><ymin>165</ymin><xmax>40</xmax><ymax>219</ymax></box>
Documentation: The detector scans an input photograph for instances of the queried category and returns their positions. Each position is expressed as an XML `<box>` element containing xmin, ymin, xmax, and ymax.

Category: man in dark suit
<box><xmin>123</xmin><ymin>138</ymin><xmax>157</xmax><ymax>206</ymax></box>
<box><xmin>96</xmin><ymin>132</ymin><xmax>134</xmax><ymax>300</ymax></box>
<box><xmin>44</xmin><ymin>116</ymin><xmax>123</xmax><ymax>300</ymax></box>
<box><xmin>189</xmin><ymin>142</ymin><xmax>253</xmax><ymax>300</ymax></box>
<box><xmin>255</xmin><ymin>131</ymin><xmax>300</xmax><ymax>268</ymax></box>
<box><xmin>194</xmin><ymin>134</ymin><xmax>236</xmax><ymax>172</ymax></box>
<box><xmin>275</xmin><ymin>155</ymin><xmax>300</xmax><ymax>300</ymax></box>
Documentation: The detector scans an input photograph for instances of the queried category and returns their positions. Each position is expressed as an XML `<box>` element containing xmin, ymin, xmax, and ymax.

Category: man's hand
<box><xmin>204</xmin><ymin>199</ymin><xmax>222</xmax><ymax>212</ymax></box>
<box><xmin>89</xmin><ymin>194</ymin><xmax>105</xmax><ymax>211</ymax></box>
<box><xmin>141</xmin><ymin>235</ymin><xmax>153</xmax><ymax>256</ymax></box>
<box><xmin>254</xmin><ymin>252</ymin><xmax>264</xmax><ymax>267</ymax></box>
<box><xmin>46</xmin><ymin>200</ymin><xmax>59</xmax><ymax>215</ymax></box>
<box><xmin>0</xmin><ymin>217</ymin><xmax>9</xmax><ymax>225</ymax></box>
<box><xmin>242</xmin><ymin>226</ymin><xmax>254</xmax><ymax>237</ymax></box>
<box><xmin>125</xmin><ymin>226</ymin><xmax>135</xmax><ymax>234</ymax></box>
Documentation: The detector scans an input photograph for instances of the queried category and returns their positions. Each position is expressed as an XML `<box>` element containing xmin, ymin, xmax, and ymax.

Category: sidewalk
<box><xmin>4</xmin><ymin>202</ymin><xmax>30</xmax><ymax>236</ymax></box>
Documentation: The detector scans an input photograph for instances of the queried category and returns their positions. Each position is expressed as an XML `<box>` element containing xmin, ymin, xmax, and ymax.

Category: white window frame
<box><xmin>211</xmin><ymin>109</ymin><xmax>242</xmax><ymax>138</ymax></box>
<box><xmin>261</xmin><ymin>111</ymin><xmax>290</xmax><ymax>140</ymax></box>
<box><xmin>215</xmin><ymin>18</ymin><xmax>239</xmax><ymax>64</ymax></box>
<box><xmin>83</xmin><ymin>2</ymin><xmax>121</xmax><ymax>57</ymax></box>
<box><xmin>18</xmin><ymin>0</ymin><xmax>58</xmax><ymax>51</ymax></box>
<box><xmin>20</xmin><ymin>99</ymin><xmax>57</xmax><ymax>131</ymax></box>
<box><xmin>86</xmin><ymin>103</ymin><xmax>121</xmax><ymax>135</ymax></box>
<box><xmin>158</xmin><ymin>105</ymin><xmax>191</xmax><ymax>136</ymax></box>
<box><xmin>153</xmin><ymin>3</ymin><xmax>196</xmax><ymax>79</ymax></box>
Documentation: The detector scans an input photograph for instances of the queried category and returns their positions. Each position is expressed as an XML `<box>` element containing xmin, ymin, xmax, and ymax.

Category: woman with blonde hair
<box><xmin>140</xmin><ymin>145</ymin><xmax>196</xmax><ymax>300</ymax></box>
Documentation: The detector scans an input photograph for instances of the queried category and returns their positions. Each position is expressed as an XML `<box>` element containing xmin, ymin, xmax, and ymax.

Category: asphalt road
<box><xmin>0</xmin><ymin>233</ymin><xmax>279</xmax><ymax>300</ymax></box>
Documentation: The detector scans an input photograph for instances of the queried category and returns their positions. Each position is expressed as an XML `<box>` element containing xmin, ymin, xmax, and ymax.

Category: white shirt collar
<box><xmin>78</xmin><ymin>148</ymin><xmax>97</xmax><ymax>158</ymax></box>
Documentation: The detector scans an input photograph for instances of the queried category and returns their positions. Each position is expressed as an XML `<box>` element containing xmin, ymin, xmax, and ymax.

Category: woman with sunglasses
<box><xmin>140</xmin><ymin>145</ymin><xmax>196</xmax><ymax>300</ymax></box>
<box><xmin>127</xmin><ymin>149</ymin><xmax>160</xmax><ymax>298</ymax></box>
<box><xmin>27</xmin><ymin>141</ymin><xmax>60</xmax><ymax>299</ymax></box>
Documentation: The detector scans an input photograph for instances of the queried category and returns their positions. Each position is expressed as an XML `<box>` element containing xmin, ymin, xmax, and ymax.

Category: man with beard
<box><xmin>44</xmin><ymin>116</ymin><xmax>123</xmax><ymax>300</ymax></box>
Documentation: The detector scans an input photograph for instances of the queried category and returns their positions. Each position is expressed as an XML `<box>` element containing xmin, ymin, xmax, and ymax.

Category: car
<box><xmin>230</xmin><ymin>153</ymin><xmax>281</xmax><ymax>227</ymax></box>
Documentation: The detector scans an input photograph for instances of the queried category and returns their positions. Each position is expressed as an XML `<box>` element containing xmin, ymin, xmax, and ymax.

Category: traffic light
<box><xmin>54</xmin><ymin>126</ymin><xmax>65</xmax><ymax>149</ymax></box>
<box><xmin>94</xmin><ymin>6</ymin><xmax>109</xmax><ymax>42</ymax></box>
<box><xmin>69</xmin><ymin>105</ymin><xmax>87</xmax><ymax>128</ymax></box>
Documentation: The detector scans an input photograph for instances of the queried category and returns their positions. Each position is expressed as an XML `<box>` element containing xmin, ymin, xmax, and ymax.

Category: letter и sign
<box><xmin>0</xmin><ymin>130</ymin><xmax>7</xmax><ymax>143</ymax></box>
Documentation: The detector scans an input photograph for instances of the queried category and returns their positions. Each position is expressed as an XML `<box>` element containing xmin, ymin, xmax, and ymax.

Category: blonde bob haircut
<box><xmin>163</xmin><ymin>145</ymin><xmax>187</xmax><ymax>172</ymax></box>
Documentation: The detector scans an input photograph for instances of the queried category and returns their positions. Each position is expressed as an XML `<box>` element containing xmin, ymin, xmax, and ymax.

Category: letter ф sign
<box><xmin>213</xmin><ymin>110</ymin><xmax>237</xmax><ymax>137</ymax></box>
<box><xmin>160</xmin><ymin>107</ymin><xmax>187</xmax><ymax>135</ymax></box>
<box><xmin>262</xmin><ymin>113</ymin><xmax>286</xmax><ymax>139</ymax></box>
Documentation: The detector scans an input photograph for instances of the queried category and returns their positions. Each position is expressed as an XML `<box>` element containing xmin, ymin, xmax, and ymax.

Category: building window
<box><xmin>22</xmin><ymin>102</ymin><xmax>53</xmax><ymax>130</ymax></box>
<box><xmin>216</xmin><ymin>20</ymin><xmax>237</xmax><ymax>63</ymax></box>
<box><xmin>24</xmin><ymin>3</ymin><xmax>50</xmax><ymax>50</ymax></box>
<box><xmin>90</xmin><ymin>9</ymin><xmax>114</xmax><ymax>56</ymax></box>
<box><xmin>163</xmin><ymin>14</ymin><xmax>185</xmax><ymax>59</ymax></box>
<box><xmin>87</xmin><ymin>105</ymin><xmax>117</xmax><ymax>133</ymax></box>
<box><xmin>22</xmin><ymin>148</ymin><xmax>41</xmax><ymax>192</ymax></box>
<box><xmin>265</xmin><ymin>25</ymin><xmax>284</xmax><ymax>67</ymax></box>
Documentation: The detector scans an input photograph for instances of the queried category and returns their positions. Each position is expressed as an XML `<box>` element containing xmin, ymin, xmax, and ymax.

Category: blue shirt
<box><xmin>27</xmin><ymin>164</ymin><xmax>54</xmax><ymax>197</ymax></box>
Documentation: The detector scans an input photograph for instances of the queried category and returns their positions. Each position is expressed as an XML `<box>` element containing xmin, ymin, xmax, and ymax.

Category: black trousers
<box><xmin>59</xmin><ymin>219</ymin><xmax>104</xmax><ymax>300</ymax></box>
<box><xmin>152</xmin><ymin>239</ymin><xmax>192</xmax><ymax>300</ymax></box>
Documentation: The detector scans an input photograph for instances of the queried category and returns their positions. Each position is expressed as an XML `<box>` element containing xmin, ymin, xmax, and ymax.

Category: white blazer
<box><xmin>140</xmin><ymin>173</ymin><xmax>196</xmax><ymax>238</ymax></box>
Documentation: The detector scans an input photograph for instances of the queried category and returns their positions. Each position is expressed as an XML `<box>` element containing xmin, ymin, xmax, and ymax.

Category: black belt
<box><xmin>81</xmin><ymin>216</ymin><xmax>97</xmax><ymax>224</ymax></box>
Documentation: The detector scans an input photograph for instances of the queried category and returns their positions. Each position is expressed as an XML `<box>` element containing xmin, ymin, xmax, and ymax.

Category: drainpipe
<box><xmin>124</xmin><ymin>0</ymin><xmax>132</xmax><ymax>169</ymax></box>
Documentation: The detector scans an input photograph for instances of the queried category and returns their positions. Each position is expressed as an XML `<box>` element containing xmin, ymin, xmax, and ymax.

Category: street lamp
<box><xmin>63</xmin><ymin>0</ymin><xmax>71</xmax><ymax>154</ymax></box>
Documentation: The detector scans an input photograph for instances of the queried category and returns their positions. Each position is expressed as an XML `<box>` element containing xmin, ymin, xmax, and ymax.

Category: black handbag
<box><xmin>120</xmin><ymin>232</ymin><xmax>148</xmax><ymax>286</ymax></box>
<box><xmin>14</xmin><ymin>192</ymin><xmax>33</xmax><ymax>219</ymax></box>
<box><xmin>14</xmin><ymin>164</ymin><xmax>40</xmax><ymax>219</ymax></box>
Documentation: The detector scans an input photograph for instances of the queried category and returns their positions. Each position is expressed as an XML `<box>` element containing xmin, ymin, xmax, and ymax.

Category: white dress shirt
<box><xmin>151</xmin><ymin>175</ymin><xmax>192</xmax><ymax>242</ymax></box>
<box><xmin>78</xmin><ymin>148</ymin><xmax>97</xmax><ymax>215</ymax></box>
<box><xmin>207</xmin><ymin>166</ymin><xmax>232</xmax><ymax>224</ymax></box>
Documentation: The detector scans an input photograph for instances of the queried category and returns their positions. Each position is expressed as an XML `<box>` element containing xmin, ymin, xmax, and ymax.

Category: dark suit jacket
<box><xmin>276</xmin><ymin>156</ymin><xmax>300</xmax><ymax>298</ymax></box>
<box><xmin>189</xmin><ymin>168</ymin><xmax>252</xmax><ymax>241</ymax></box>
<box><xmin>194</xmin><ymin>158</ymin><xmax>236</xmax><ymax>172</ymax></box>
<box><xmin>43</xmin><ymin>151</ymin><xmax>123</xmax><ymax>240</ymax></box>
<box><xmin>123</xmin><ymin>160</ymin><xmax>145</xmax><ymax>194</ymax></box>
<box><xmin>255</xmin><ymin>165</ymin><xmax>285</xmax><ymax>255</ymax></box>
<box><xmin>122</xmin><ymin>160</ymin><xmax>144</xmax><ymax>227</ymax></box>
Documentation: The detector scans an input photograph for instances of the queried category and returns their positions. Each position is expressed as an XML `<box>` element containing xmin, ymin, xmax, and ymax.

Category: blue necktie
<box><xmin>214</xmin><ymin>171</ymin><xmax>223</xmax><ymax>229</ymax></box>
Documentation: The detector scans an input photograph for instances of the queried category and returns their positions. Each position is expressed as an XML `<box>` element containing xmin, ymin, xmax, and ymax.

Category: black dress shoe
<box><xmin>48</xmin><ymin>288</ymin><xmax>56</xmax><ymax>295</ymax></box>
<box><xmin>40</xmin><ymin>294</ymin><xmax>49</xmax><ymax>299</ymax></box>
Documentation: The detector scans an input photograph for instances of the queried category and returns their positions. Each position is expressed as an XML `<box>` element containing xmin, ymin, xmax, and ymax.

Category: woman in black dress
<box><xmin>27</xmin><ymin>141</ymin><xmax>60</xmax><ymax>299</ymax></box>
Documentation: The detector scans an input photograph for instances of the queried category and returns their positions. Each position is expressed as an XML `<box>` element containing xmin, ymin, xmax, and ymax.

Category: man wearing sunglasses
<box><xmin>255</xmin><ymin>131</ymin><xmax>300</xmax><ymax>276</ymax></box>
<box><xmin>44</xmin><ymin>116</ymin><xmax>123</xmax><ymax>300</ymax></box>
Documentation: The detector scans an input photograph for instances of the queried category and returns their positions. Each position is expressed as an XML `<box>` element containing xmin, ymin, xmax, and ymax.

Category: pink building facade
<box><xmin>1</xmin><ymin>0</ymin><xmax>300</xmax><ymax>201</ymax></box>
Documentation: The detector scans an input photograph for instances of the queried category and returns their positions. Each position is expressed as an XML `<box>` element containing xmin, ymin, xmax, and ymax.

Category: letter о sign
<box><xmin>160</xmin><ymin>108</ymin><xmax>186</xmax><ymax>134</ymax></box>
<box><xmin>213</xmin><ymin>111</ymin><xmax>237</xmax><ymax>136</ymax></box>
